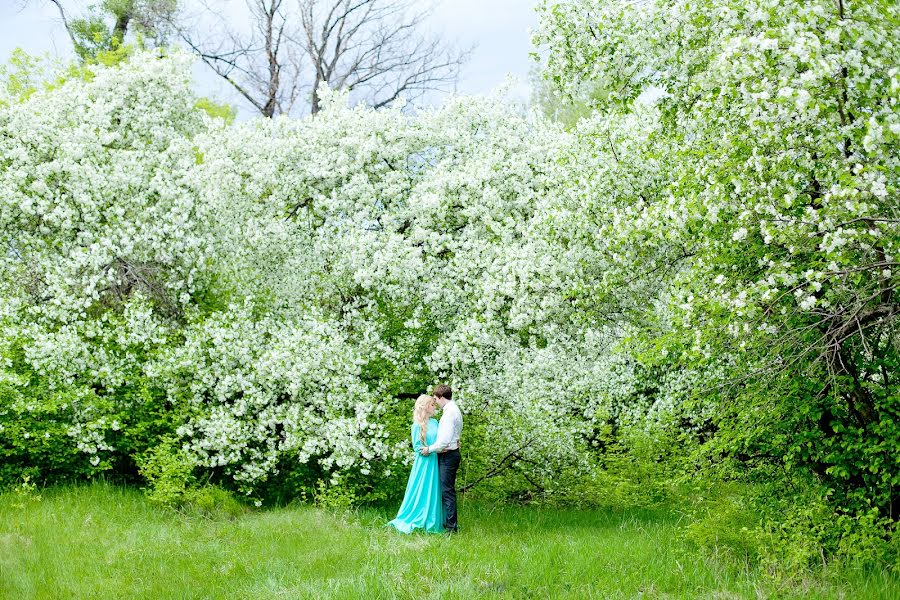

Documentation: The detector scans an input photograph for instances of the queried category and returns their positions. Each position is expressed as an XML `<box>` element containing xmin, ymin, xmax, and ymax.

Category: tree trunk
<box><xmin>113</xmin><ymin>13</ymin><xmax>132</xmax><ymax>43</ymax></box>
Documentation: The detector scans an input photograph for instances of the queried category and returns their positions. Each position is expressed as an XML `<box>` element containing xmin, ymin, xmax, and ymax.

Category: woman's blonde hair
<box><xmin>413</xmin><ymin>394</ymin><xmax>434</xmax><ymax>445</ymax></box>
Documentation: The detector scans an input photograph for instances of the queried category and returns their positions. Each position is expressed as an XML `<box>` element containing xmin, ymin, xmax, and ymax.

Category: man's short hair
<box><xmin>433</xmin><ymin>384</ymin><xmax>452</xmax><ymax>400</ymax></box>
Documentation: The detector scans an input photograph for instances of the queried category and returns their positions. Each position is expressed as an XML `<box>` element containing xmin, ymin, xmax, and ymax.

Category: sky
<box><xmin>0</xmin><ymin>0</ymin><xmax>543</xmax><ymax>118</ymax></box>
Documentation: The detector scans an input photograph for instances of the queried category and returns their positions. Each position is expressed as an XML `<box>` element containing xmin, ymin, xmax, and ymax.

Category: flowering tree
<box><xmin>1</xmin><ymin>50</ymin><xmax>628</xmax><ymax>501</ymax></box>
<box><xmin>535</xmin><ymin>0</ymin><xmax>900</xmax><ymax>551</ymax></box>
<box><xmin>31</xmin><ymin>0</ymin><xmax>179</xmax><ymax>61</ymax></box>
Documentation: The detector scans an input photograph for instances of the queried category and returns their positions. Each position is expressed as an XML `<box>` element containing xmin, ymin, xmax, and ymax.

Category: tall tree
<box><xmin>536</xmin><ymin>0</ymin><xmax>900</xmax><ymax>539</ymax></box>
<box><xmin>181</xmin><ymin>0</ymin><xmax>469</xmax><ymax>117</ymax></box>
<box><xmin>42</xmin><ymin>0</ymin><xmax>179</xmax><ymax>60</ymax></box>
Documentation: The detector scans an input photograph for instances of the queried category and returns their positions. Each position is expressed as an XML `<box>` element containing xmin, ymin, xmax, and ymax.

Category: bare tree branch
<box><xmin>178</xmin><ymin>0</ymin><xmax>302</xmax><ymax>117</ymax></box>
<box><xmin>46</xmin><ymin>0</ymin><xmax>80</xmax><ymax>50</ymax></box>
<box><xmin>459</xmin><ymin>439</ymin><xmax>534</xmax><ymax>493</ymax></box>
<box><xmin>180</xmin><ymin>0</ymin><xmax>468</xmax><ymax>117</ymax></box>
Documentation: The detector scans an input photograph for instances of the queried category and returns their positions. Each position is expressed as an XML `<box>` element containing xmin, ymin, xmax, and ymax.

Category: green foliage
<box><xmin>70</xmin><ymin>13</ymin><xmax>121</xmax><ymax>62</ymax></box>
<box><xmin>687</xmin><ymin>361</ymin><xmax>900</xmax><ymax>566</ymax></box>
<box><xmin>312</xmin><ymin>478</ymin><xmax>358</xmax><ymax>511</ymax></box>
<box><xmin>194</xmin><ymin>97</ymin><xmax>237</xmax><ymax>124</ymax></box>
<box><xmin>250</xmin><ymin>459</ymin><xmax>325</xmax><ymax>507</ymax></box>
<box><xmin>582</xmin><ymin>431</ymin><xmax>681</xmax><ymax>508</ymax></box>
<box><xmin>184</xmin><ymin>485</ymin><xmax>246</xmax><ymax>519</ymax></box>
<box><xmin>253</xmin><ymin>397</ymin><xmax>411</xmax><ymax>509</ymax></box>
<box><xmin>751</xmin><ymin>484</ymin><xmax>899</xmax><ymax>572</ymax></box>
<box><xmin>9</xmin><ymin>475</ymin><xmax>43</xmax><ymax>510</ymax></box>
<box><xmin>0</xmin><ymin>306</ymin><xmax>184</xmax><ymax>490</ymax></box>
<box><xmin>681</xmin><ymin>484</ymin><xmax>764</xmax><ymax>564</ymax></box>
<box><xmin>68</xmin><ymin>0</ymin><xmax>178</xmax><ymax>62</ymax></box>
<box><xmin>137</xmin><ymin>436</ymin><xmax>196</xmax><ymax>505</ymax></box>
<box><xmin>358</xmin><ymin>298</ymin><xmax>442</xmax><ymax>400</ymax></box>
<box><xmin>0</xmin><ymin>357</ymin><xmax>105</xmax><ymax>487</ymax></box>
<box><xmin>109</xmin><ymin>385</ymin><xmax>185</xmax><ymax>477</ymax></box>
<box><xmin>0</xmin><ymin>370</ymin><xmax>182</xmax><ymax>489</ymax></box>
<box><xmin>0</xmin><ymin>43</ymin><xmax>137</xmax><ymax>108</ymax></box>
<box><xmin>0</xmin><ymin>49</ymin><xmax>44</xmax><ymax>103</ymax></box>
<box><xmin>91</xmin><ymin>43</ymin><xmax>136</xmax><ymax>67</ymax></box>
<box><xmin>138</xmin><ymin>437</ymin><xmax>245</xmax><ymax>517</ymax></box>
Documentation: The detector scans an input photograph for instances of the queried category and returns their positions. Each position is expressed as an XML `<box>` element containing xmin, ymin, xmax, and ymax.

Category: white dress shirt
<box><xmin>427</xmin><ymin>400</ymin><xmax>462</xmax><ymax>453</ymax></box>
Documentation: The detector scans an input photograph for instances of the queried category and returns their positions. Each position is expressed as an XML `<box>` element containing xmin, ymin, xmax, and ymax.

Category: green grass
<box><xmin>0</xmin><ymin>483</ymin><xmax>896</xmax><ymax>599</ymax></box>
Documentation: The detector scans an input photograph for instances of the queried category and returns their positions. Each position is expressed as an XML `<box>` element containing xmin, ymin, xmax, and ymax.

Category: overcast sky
<box><xmin>0</xmin><ymin>0</ymin><xmax>542</xmax><ymax>117</ymax></box>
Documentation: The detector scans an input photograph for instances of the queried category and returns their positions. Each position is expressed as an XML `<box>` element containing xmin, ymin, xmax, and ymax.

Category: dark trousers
<box><xmin>438</xmin><ymin>449</ymin><xmax>461</xmax><ymax>532</ymax></box>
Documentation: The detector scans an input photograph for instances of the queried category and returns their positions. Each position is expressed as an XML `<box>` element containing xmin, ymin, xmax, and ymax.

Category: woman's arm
<box><xmin>411</xmin><ymin>423</ymin><xmax>423</xmax><ymax>453</ymax></box>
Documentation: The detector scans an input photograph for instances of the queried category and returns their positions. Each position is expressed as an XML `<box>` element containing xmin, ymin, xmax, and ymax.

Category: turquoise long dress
<box><xmin>387</xmin><ymin>418</ymin><xmax>444</xmax><ymax>534</ymax></box>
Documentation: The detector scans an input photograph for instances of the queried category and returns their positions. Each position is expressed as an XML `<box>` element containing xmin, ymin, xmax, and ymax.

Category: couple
<box><xmin>388</xmin><ymin>384</ymin><xmax>463</xmax><ymax>534</ymax></box>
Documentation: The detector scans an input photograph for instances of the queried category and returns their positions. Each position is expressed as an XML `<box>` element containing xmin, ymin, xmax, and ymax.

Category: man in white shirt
<box><xmin>420</xmin><ymin>384</ymin><xmax>462</xmax><ymax>533</ymax></box>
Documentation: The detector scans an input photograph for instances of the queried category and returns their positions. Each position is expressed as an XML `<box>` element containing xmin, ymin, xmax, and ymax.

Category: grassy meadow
<box><xmin>0</xmin><ymin>483</ymin><xmax>897</xmax><ymax>599</ymax></box>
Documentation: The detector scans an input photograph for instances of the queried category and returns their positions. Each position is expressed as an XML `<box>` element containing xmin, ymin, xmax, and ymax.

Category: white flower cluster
<box><xmin>535</xmin><ymin>0</ymin><xmax>899</xmax><ymax>376</ymax></box>
<box><xmin>2</xmin><ymin>51</ymin><xmax>646</xmax><ymax>491</ymax></box>
<box><xmin>160</xmin><ymin>306</ymin><xmax>390</xmax><ymax>490</ymax></box>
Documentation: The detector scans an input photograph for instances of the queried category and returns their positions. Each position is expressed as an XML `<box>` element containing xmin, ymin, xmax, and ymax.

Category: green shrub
<box><xmin>681</xmin><ymin>484</ymin><xmax>763</xmax><ymax>564</ymax></box>
<box><xmin>183</xmin><ymin>485</ymin><xmax>246</xmax><ymax>519</ymax></box>
<box><xmin>137</xmin><ymin>436</ymin><xmax>197</xmax><ymax>506</ymax></box>
<box><xmin>0</xmin><ymin>378</ymin><xmax>106</xmax><ymax>488</ymax></box>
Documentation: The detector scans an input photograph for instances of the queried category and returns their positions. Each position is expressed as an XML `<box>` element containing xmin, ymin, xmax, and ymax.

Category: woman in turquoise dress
<box><xmin>388</xmin><ymin>394</ymin><xmax>444</xmax><ymax>534</ymax></box>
